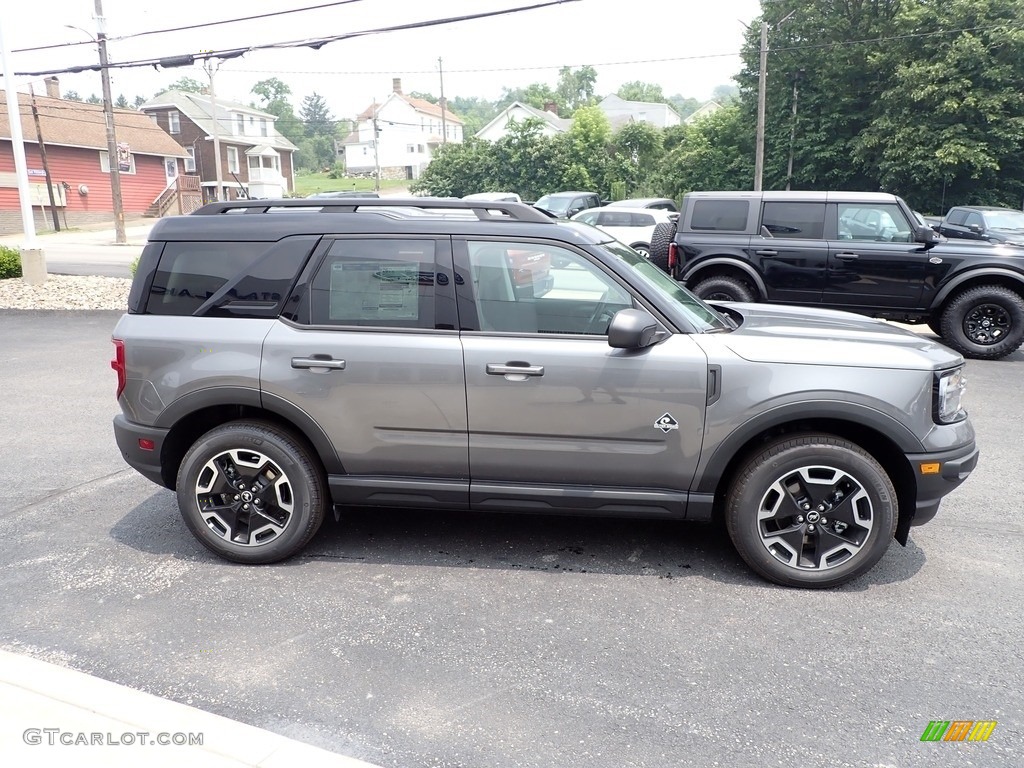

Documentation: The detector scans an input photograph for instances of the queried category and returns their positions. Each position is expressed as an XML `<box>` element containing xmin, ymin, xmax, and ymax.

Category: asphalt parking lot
<box><xmin>1</xmin><ymin>309</ymin><xmax>1021</xmax><ymax>767</ymax></box>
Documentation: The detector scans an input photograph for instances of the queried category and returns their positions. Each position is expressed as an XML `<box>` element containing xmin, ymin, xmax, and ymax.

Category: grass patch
<box><xmin>292</xmin><ymin>173</ymin><xmax>408</xmax><ymax>198</ymax></box>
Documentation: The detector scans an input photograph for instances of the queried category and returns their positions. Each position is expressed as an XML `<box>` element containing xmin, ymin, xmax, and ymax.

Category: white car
<box><xmin>571</xmin><ymin>206</ymin><xmax>678</xmax><ymax>258</ymax></box>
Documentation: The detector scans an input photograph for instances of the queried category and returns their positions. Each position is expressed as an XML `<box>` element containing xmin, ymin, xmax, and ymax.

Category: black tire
<box><xmin>725</xmin><ymin>435</ymin><xmax>896</xmax><ymax>589</ymax></box>
<box><xmin>648</xmin><ymin>221</ymin><xmax>678</xmax><ymax>274</ymax></box>
<box><xmin>630</xmin><ymin>242</ymin><xmax>651</xmax><ymax>259</ymax></box>
<box><xmin>938</xmin><ymin>285</ymin><xmax>1024</xmax><ymax>360</ymax></box>
<box><xmin>692</xmin><ymin>275</ymin><xmax>756</xmax><ymax>303</ymax></box>
<box><xmin>176</xmin><ymin>420</ymin><xmax>326</xmax><ymax>564</ymax></box>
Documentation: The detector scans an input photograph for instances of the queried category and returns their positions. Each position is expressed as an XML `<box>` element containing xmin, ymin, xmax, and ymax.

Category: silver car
<box><xmin>112</xmin><ymin>198</ymin><xmax>977</xmax><ymax>588</ymax></box>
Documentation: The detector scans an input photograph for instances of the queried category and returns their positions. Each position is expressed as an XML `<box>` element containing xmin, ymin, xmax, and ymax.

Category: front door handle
<box><xmin>754</xmin><ymin>249</ymin><xmax>778</xmax><ymax>257</ymax></box>
<box><xmin>486</xmin><ymin>363</ymin><xmax>544</xmax><ymax>377</ymax></box>
<box><xmin>834</xmin><ymin>252</ymin><xmax>860</xmax><ymax>260</ymax></box>
<box><xmin>292</xmin><ymin>356</ymin><xmax>346</xmax><ymax>370</ymax></box>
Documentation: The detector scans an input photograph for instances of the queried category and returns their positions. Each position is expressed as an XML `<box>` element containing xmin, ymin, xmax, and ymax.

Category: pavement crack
<box><xmin>9</xmin><ymin>469</ymin><xmax>134</xmax><ymax>516</ymax></box>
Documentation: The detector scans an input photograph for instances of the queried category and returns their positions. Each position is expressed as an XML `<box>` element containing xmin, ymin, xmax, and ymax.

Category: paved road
<box><xmin>0</xmin><ymin>310</ymin><xmax>1021</xmax><ymax>767</ymax></box>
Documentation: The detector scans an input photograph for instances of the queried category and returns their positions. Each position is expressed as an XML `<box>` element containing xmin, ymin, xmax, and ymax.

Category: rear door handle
<box><xmin>834</xmin><ymin>252</ymin><xmax>860</xmax><ymax>260</ymax></box>
<box><xmin>486</xmin><ymin>363</ymin><xmax>544</xmax><ymax>377</ymax></box>
<box><xmin>292</xmin><ymin>356</ymin><xmax>346</xmax><ymax>370</ymax></box>
<box><xmin>754</xmin><ymin>249</ymin><xmax>778</xmax><ymax>257</ymax></box>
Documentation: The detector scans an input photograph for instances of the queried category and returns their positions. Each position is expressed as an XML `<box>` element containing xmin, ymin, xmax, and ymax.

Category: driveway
<box><xmin>0</xmin><ymin>310</ymin><xmax>1021</xmax><ymax>767</ymax></box>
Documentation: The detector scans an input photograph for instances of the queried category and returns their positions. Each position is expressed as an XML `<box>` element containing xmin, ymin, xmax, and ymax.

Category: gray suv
<box><xmin>112</xmin><ymin>198</ymin><xmax>978</xmax><ymax>588</ymax></box>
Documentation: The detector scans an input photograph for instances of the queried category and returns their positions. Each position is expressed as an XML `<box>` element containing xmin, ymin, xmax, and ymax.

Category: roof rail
<box><xmin>191</xmin><ymin>197</ymin><xmax>555</xmax><ymax>224</ymax></box>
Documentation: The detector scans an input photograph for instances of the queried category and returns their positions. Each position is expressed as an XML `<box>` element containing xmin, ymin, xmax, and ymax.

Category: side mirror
<box><xmin>915</xmin><ymin>225</ymin><xmax>942</xmax><ymax>247</ymax></box>
<box><xmin>608</xmin><ymin>309</ymin><xmax>661</xmax><ymax>349</ymax></box>
<box><xmin>968</xmin><ymin>223</ymin><xmax>983</xmax><ymax>234</ymax></box>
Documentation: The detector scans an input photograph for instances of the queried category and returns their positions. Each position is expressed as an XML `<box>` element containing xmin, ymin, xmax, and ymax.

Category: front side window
<box><xmin>761</xmin><ymin>202</ymin><xmax>825</xmax><ymax>239</ymax></box>
<box><xmin>963</xmin><ymin>211</ymin><xmax>984</xmax><ymax>230</ymax></box>
<box><xmin>466</xmin><ymin>241</ymin><xmax>632</xmax><ymax>335</ymax></box>
<box><xmin>837</xmin><ymin>203</ymin><xmax>913</xmax><ymax>242</ymax></box>
<box><xmin>309</xmin><ymin>239</ymin><xmax>437</xmax><ymax>328</ymax></box>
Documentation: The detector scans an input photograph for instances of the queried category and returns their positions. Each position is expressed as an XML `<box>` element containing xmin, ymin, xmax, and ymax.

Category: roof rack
<box><xmin>191</xmin><ymin>197</ymin><xmax>555</xmax><ymax>224</ymax></box>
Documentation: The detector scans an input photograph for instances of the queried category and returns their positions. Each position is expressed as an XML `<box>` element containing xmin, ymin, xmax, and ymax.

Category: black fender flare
<box><xmin>692</xmin><ymin>399</ymin><xmax>922</xmax><ymax>495</ymax></box>
<box><xmin>932</xmin><ymin>267</ymin><xmax>1024</xmax><ymax>308</ymax></box>
<box><xmin>682</xmin><ymin>257</ymin><xmax>768</xmax><ymax>298</ymax></box>
<box><xmin>155</xmin><ymin>386</ymin><xmax>343</xmax><ymax>474</ymax></box>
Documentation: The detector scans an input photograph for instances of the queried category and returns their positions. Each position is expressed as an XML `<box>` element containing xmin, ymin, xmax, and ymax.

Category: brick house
<box><xmin>1</xmin><ymin>82</ymin><xmax>188</xmax><ymax>234</ymax></box>
<box><xmin>341</xmin><ymin>78</ymin><xmax>463</xmax><ymax>180</ymax></box>
<box><xmin>141</xmin><ymin>90</ymin><xmax>297</xmax><ymax>201</ymax></box>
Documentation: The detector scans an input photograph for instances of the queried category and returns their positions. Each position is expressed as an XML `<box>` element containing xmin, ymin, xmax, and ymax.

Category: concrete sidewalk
<box><xmin>0</xmin><ymin>650</ymin><xmax>381</xmax><ymax>768</ymax></box>
<box><xmin>0</xmin><ymin>221</ymin><xmax>155</xmax><ymax>248</ymax></box>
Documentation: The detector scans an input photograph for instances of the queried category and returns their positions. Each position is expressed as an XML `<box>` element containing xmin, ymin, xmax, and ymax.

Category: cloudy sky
<box><xmin>4</xmin><ymin>0</ymin><xmax>763</xmax><ymax>116</ymax></box>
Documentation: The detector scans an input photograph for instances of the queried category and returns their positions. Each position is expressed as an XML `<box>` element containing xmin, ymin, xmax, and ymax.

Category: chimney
<box><xmin>543</xmin><ymin>101</ymin><xmax>558</xmax><ymax>116</ymax></box>
<box><xmin>392</xmin><ymin>77</ymin><xmax>402</xmax><ymax>94</ymax></box>
<box><xmin>45</xmin><ymin>77</ymin><xmax>60</xmax><ymax>99</ymax></box>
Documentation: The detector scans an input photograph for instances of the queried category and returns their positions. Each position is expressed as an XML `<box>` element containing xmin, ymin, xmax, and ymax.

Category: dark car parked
<box><xmin>935</xmin><ymin>206</ymin><xmax>1024</xmax><ymax>247</ymax></box>
<box><xmin>534</xmin><ymin>191</ymin><xmax>602</xmax><ymax>219</ymax></box>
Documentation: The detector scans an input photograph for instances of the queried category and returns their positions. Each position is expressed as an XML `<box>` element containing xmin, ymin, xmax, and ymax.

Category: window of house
<box><xmin>227</xmin><ymin>146</ymin><xmax>239</xmax><ymax>174</ymax></box>
<box><xmin>99</xmin><ymin>150</ymin><xmax>135</xmax><ymax>175</ymax></box>
<box><xmin>149</xmin><ymin>114</ymin><xmax>158</xmax><ymax>126</ymax></box>
<box><xmin>260</xmin><ymin>118</ymin><xmax>268</xmax><ymax>137</ymax></box>
<box><xmin>168</xmin><ymin>110</ymin><xmax>180</xmax><ymax>134</ymax></box>
<box><xmin>234</xmin><ymin>113</ymin><xmax>244</xmax><ymax>135</ymax></box>
<box><xmin>184</xmin><ymin>147</ymin><xmax>196</xmax><ymax>173</ymax></box>
<box><xmin>407</xmin><ymin>144</ymin><xmax>416</xmax><ymax>153</ymax></box>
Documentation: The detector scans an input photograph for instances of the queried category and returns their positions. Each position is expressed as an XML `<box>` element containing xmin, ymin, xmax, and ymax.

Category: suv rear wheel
<box><xmin>725</xmin><ymin>435</ymin><xmax>896</xmax><ymax>588</ymax></box>
<box><xmin>692</xmin><ymin>275</ymin><xmax>756</xmax><ymax>303</ymax></box>
<box><xmin>176</xmin><ymin>421</ymin><xmax>326</xmax><ymax>563</ymax></box>
<box><xmin>938</xmin><ymin>285</ymin><xmax>1024</xmax><ymax>360</ymax></box>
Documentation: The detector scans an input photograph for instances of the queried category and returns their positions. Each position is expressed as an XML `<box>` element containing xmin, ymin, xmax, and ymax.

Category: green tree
<box><xmin>114</xmin><ymin>94</ymin><xmax>129</xmax><ymax>109</ymax></box>
<box><xmin>299</xmin><ymin>92</ymin><xmax>335</xmax><ymax>138</ymax></box>
<box><xmin>653</xmin><ymin>105</ymin><xmax>753</xmax><ymax>199</ymax></box>
<box><xmin>556</xmin><ymin>66</ymin><xmax>598</xmax><ymax>112</ymax></box>
<box><xmin>497</xmin><ymin>82</ymin><xmax>561</xmax><ymax>113</ymax></box>
<box><xmin>711</xmin><ymin>84</ymin><xmax>739</xmax><ymax>104</ymax></box>
<box><xmin>165</xmin><ymin>77</ymin><xmax>205</xmax><ymax>94</ymax></box>
<box><xmin>296</xmin><ymin>135</ymin><xmax>337</xmax><ymax>172</ymax></box>
<box><xmin>450</xmin><ymin>96</ymin><xmax>497</xmax><ymax>137</ymax></box>
<box><xmin>565</xmin><ymin>105</ymin><xmax>612</xmax><ymax>192</ymax></box>
<box><xmin>617</xmin><ymin>81</ymin><xmax>665</xmax><ymax>103</ymax></box>
<box><xmin>85</xmin><ymin>94</ymin><xmax>102</xmax><ymax>105</ymax></box>
<box><xmin>667</xmin><ymin>94</ymin><xmax>700</xmax><ymax>120</ymax></box>
<box><xmin>252</xmin><ymin>78</ymin><xmax>303</xmax><ymax>144</ymax></box>
<box><xmin>613</xmin><ymin>121</ymin><xmax>664</xmax><ymax>194</ymax></box>
<box><xmin>63</xmin><ymin>90</ymin><xmax>81</xmax><ymax>101</ymax></box>
<box><xmin>409</xmin><ymin>91</ymin><xmax>438</xmax><ymax>104</ymax></box>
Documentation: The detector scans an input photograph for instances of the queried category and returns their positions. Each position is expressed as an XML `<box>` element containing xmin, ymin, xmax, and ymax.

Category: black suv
<box><xmin>935</xmin><ymin>205</ymin><xmax>1024</xmax><ymax>247</ymax></box>
<box><xmin>649</xmin><ymin>191</ymin><xmax>1024</xmax><ymax>360</ymax></box>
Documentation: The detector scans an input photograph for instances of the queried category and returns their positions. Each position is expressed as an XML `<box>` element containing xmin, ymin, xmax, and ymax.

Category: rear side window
<box><xmin>309</xmin><ymin>238</ymin><xmax>437</xmax><ymax>328</ymax></box>
<box><xmin>147</xmin><ymin>242</ymin><xmax>272</xmax><ymax>316</ymax></box>
<box><xmin>690</xmin><ymin>200</ymin><xmax>749</xmax><ymax>231</ymax></box>
<box><xmin>631</xmin><ymin>213</ymin><xmax>656</xmax><ymax>226</ymax></box>
<box><xmin>761</xmin><ymin>202</ymin><xmax>825</xmax><ymax>239</ymax></box>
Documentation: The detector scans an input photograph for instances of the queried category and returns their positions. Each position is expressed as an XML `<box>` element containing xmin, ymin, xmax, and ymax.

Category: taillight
<box><xmin>668</xmin><ymin>242</ymin><xmax>678</xmax><ymax>270</ymax></box>
<box><xmin>111</xmin><ymin>339</ymin><xmax>126</xmax><ymax>399</ymax></box>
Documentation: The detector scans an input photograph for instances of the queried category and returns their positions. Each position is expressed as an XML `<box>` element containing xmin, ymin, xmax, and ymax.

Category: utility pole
<box><xmin>785</xmin><ymin>69</ymin><xmax>803</xmax><ymax>191</ymax></box>
<box><xmin>438</xmin><ymin>57</ymin><xmax>447</xmax><ymax>144</ymax></box>
<box><xmin>372</xmin><ymin>101</ymin><xmax>381</xmax><ymax>193</ymax></box>
<box><xmin>754</xmin><ymin>20</ymin><xmax>768</xmax><ymax>192</ymax></box>
<box><xmin>28</xmin><ymin>84</ymin><xmax>60</xmax><ymax>230</ymax></box>
<box><xmin>95</xmin><ymin>0</ymin><xmax>126</xmax><ymax>244</ymax></box>
<box><xmin>203</xmin><ymin>58</ymin><xmax>225</xmax><ymax>201</ymax></box>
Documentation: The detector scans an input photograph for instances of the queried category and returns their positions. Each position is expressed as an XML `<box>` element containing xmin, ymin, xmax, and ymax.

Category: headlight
<box><xmin>935</xmin><ymin>367</ymin><xmax>967</xmax><ymax>423</ymax></box>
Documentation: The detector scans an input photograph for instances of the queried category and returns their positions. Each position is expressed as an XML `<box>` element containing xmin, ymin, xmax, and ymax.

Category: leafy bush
<box><xmin>130</xmin><ymin>256</ymin><xmax>140</xmax><ymax>277</ymax></box>
<box><xmin>0</xmin><ymin>245</ymin><xmax>22</xmax><ymax>279</ymax></box>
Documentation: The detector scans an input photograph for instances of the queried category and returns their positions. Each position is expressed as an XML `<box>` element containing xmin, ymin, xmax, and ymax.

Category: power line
<box><xmin>12</xmin><ymin>0</ymin><xmax>372</xmax><ymax>54</ymax></box>
<box><xmin>14</xmin><ymin>1</ymin><xmax>582</xmax><ymax>78</ymax></box>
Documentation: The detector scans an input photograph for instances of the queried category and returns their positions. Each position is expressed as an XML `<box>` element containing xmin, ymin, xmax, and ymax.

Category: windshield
<box><xmin>601</xmin><ymin>242</ymin><xmax>730</xmax><ymax>332</ymax></box>
<box><xmin>983</xmin><ymin>210</ymin><xmax>1024</xmax><ymax>230</ymax></box>
<box><xmin>535</xmin><ymin>195</ymin><xmax>570</xmax><ymax>214</ymax></box>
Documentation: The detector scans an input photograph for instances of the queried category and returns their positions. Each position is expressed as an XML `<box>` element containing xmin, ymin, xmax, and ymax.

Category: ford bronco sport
<box><xmin>112</xmin><ymin>198</ymin><xmax>977</xmax><ymax>588</ymax></box>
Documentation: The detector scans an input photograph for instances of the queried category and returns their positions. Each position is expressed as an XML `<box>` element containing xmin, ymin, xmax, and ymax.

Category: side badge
<box><xmin>654</xmin><ymin>413</ymin><xmax>679</xmax><ymax>433</ymax></box>
<box><xmin>929</xmin><ymin>256</ymin><xmax>943</xmax><ymax>264</ymax></box>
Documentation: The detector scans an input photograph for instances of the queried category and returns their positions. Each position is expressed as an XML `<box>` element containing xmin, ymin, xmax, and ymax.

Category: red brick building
<box><xmin>0</xmin><ymin>84</ymin><xmax>187</xmax><ymax>235</ymax></box>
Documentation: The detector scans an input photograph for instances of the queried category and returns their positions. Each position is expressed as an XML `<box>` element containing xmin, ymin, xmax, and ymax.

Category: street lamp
<box><xmin>66</xmin><ymin>0</ymin><xmax>127</xmax><ymax>244</ymax></box>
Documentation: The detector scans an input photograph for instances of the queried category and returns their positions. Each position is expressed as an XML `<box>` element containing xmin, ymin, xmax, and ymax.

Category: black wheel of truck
<box><xmin>176</xmin><ymin>420</ymin><xmax>326</xmax><ymax>564</ymax></box>
<box><xmin>938</xmin><ymin>285</ymin><xmax>1024</xmax><ymax>360</ymax></box>
<box><xmin>648</xmin><ymin>221</ymin><xmax>678</xmax><ymax>275</ymax></box>
<box><xmin>725</xmin><ymin>435</ymin><xmax>896</xmax><ymax>589</ymax></box>
<box><xmin>692</xmin><ymin>275</ymin><xmax>756</xmax><ymax>303</ymax></box>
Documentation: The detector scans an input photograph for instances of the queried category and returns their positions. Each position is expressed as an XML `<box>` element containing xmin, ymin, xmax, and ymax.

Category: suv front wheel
<box><xmin>938</xmin><ymin>285</ymin><xmax>1024</xmax><ymax>360</ymax></box>
<box><xmin>725</xmin><ymin>435</ymin><xmax>896</xmax><ymax>588</ymax></box>
<box><xmin>176</xmin><ymin>421</ymin><xmax>327</xmax><ymax>563</ymax></box>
